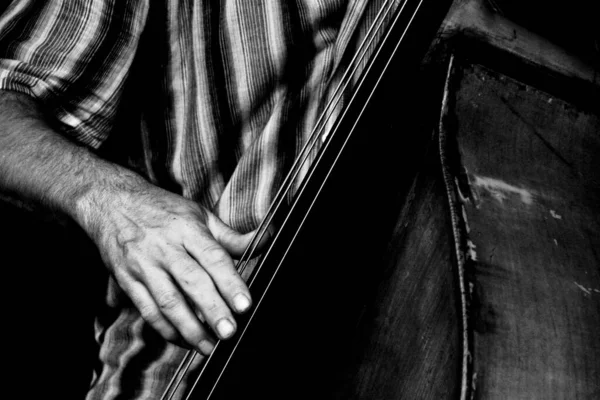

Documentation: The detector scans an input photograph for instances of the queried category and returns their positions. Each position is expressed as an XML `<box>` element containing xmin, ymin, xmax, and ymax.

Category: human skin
<box><xmin>0</xmin><ymin>90</ymin><xmax>254</xmax><ymax>355</ymax></box>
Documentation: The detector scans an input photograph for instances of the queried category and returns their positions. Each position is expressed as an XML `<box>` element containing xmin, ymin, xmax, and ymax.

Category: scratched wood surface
<box><xmin>451</xmin><ymin>62</ymin><xmax>600</xmax><ymax>399</ymax></box>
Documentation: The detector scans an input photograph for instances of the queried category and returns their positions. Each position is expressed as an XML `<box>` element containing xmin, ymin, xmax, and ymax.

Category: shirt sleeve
<box><xmin>0</xmin><ymin>0</ymin><xmax>148</xmax><ymax>148</ymax></box>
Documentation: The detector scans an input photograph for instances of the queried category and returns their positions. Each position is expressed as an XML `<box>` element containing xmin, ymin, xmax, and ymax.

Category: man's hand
<box><xmin>0</xmin><ymin>91</ymin><xmax>253</xmax><ymax>355</ymax></box>
<box><xmin>82</xmin><ymin>179</ymin><xmax>254</xmax><ymax>355</ymax></box>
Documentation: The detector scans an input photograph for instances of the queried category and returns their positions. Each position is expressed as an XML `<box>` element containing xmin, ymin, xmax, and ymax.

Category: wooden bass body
<box><xmin>180</xmin><ymin>1</ymin><xmax>600</xmax><ymax>399</ymax></box>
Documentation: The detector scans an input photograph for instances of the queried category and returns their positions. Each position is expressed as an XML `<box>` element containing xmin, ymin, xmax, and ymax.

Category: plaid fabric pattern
<box><xmin>0</xmin><ymin>0</ymin><xmax>401</xmax><ymax>398</ymax></box>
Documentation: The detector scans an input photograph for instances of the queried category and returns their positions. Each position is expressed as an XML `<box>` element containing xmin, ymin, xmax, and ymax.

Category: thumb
<box><xmin>206</xmin><ymin>212</ymin><xmax>258</xmax><ymax>257</ymax></box>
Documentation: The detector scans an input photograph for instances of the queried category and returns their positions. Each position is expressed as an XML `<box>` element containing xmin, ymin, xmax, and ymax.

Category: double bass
<box><xmin>161</xmin><ymin>0</ymin><xmax>462</xmax><ymax>398</ymax></box>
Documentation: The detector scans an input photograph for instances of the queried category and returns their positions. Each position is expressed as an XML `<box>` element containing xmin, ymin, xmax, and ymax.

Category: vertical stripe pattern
<box><xmin>0</xmin><ymin>1</ymin><xmax>404</xmax><ymax>398</ymax></box>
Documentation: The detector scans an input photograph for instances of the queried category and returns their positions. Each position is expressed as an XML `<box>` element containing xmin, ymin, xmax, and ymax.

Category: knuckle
<box><xmin>201</xmin><ymin>245</ymin><xmax>230</xmax><ymax>267</ymax></box>
<box><xmin>172</xmin><ymin>260</ymin><xmax>201</xmax><ymax>279</ymax></box>
<box><xmin>124</xmin><ymin>259</ymin><xmax>147</xmax><ymax>279</ymax></box>
<box><xmin>115</xmin><ymin>229</ymin><xmax>146</xmax><ymax>256</ymax></box>
<box><xmin>204</xmin><ymin>301</ymin><xmax>221</xmax><ymax>315</ymax></box>
<box><xmin>222</xmin><ymin>277</ymin><xmax>245</xmax><ymax>293</ymax></box>
<box><xmin>139</xmin><ymin>306</ymin><xmax>162</xmax><ymax>325</ymax></box>
<box><xmin>169</xmin><ymin>259</ymin><xmax>209</xmax><ymax>289</ymax></box>
<box><xmin>201</xmin><ymin>242</ymin><xmax>221</xmax><ymax>255</ymax></box>
<box><xmin>182</xmin><ymin>264</ymin><xmax>202</xmax><ymax>280</ymax></box>
<box><xmin>217</xmin><ymin>274</ymin><xmax>247</xmax><ymax>298</ymax></box>
<box><xmin>201</xmin><ymin>301</ymin><xmax>230</xmax><ymax>322</ymax></box>
<box><xmin>156</xmin><ymin>291</ymin><xmax>181</xmax><ymax>312</ymax></box>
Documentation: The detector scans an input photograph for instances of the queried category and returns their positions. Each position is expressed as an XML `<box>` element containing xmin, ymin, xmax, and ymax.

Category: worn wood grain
<box><xmin>450</xmin><ymin>62</ymin><xmax>600</xmax><ymax>399</ymax></box>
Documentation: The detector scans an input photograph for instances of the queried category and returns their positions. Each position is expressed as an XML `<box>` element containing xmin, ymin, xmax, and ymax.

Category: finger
<box><xmin>165</xmin><ymin>252</ymin><xmax>239</xmax><ymax>340</ymax></box>
<box><xmin>124</xmin><ymin>280</ymin><xmax>181</xmax><ymax>343</ymax></box>
<box><xmin>141</xmin><ymin>268</ymin><xmax>215</xmax><ymax>355</ymax></box>
<box><xmin>207</xmin><ymin>213</ymin><xmax>275</xmax><ymax>257</ymax></box>
<box><xmin>183</xmin><ymin>231</ymin><xmax>252</xmax><ymax>315</ymax></box>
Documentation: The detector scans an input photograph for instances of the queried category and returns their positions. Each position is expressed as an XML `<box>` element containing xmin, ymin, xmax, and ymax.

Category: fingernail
<box><xmin>216</xmin><ymin>318</ymin><xmax>235</xmax><ymax>339</ymax></box>
<box><xmin>198</xmin><ymin>340</ymin><xmax>215</xmax><ymax>356</ymax></box>
<box><xmin>233</xmin><ymin>293</ymin><xmax>251</xmax><ymax>313</ymax></box>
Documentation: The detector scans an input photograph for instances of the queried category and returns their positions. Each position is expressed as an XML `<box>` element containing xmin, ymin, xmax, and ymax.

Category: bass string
<box><xmin>190</xmin><ymin>0</ymin><xmax>420</xmax><ymax>397</ymax></box>
<box><xmin>237</xmin><ymin>0</ymin><xmax>400</xmax><ymax>276</ymax></box>
<box><xmin>190</xmin><ymin>0</ymin><xmax>436</xmax><ymax>397</ymax></box>
<box><xmin>165</xmin><ymin>2</ymin><xmax>400</xmax><ymax>398</ymax></box>
<box><xmin>162</xmin><ymin>1</ymin><xmax>400</xmax><ymax>399</ymax></box>
<box><xmin>161</xmin><ymin>350</ymin><xmax>197</xmax><ymax>400</ymax></box>
<box><xmin>165</xmin><ymin>2</ymin><xmax>399</xmax><ymax>397</ymax></box>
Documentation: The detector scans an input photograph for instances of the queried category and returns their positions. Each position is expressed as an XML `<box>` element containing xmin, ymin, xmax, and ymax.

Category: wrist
<box><xmin>71</xmin><ymin>162</ymin><xmax>150</xmax><ymax>242</ymax></box>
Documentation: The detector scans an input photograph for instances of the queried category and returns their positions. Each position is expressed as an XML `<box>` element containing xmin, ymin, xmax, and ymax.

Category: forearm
<box><xmin>0</xmin><ymin>90</ymin><xmax>254</xmax><ymax>353</ymax></box>
<box><xmin>0</xmin><ymin>90</ymin><xmax>146</xmax><ymax>231</ymax></box>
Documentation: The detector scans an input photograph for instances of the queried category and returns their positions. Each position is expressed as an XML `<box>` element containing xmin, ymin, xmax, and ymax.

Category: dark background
<box><xmin>486</xmin><ymin>0</ymin><xmax>599</xmax><ymax>64</ymax></box>
<box><xmin>0</xmin><ymin>1</ymin><xmax>598</xmax><ymax>398</ymax></box>
<box><xmin>1</xmin><ymin>202</ymin><xmax>105</xmax><ymax>398</ymax></box>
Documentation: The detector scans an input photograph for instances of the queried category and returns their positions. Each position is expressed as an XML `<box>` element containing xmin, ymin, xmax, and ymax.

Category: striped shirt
<box><xmin>0</xmin><ymin>0</ymin><xmax>401</xmax><ymax>398</ymax></box>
